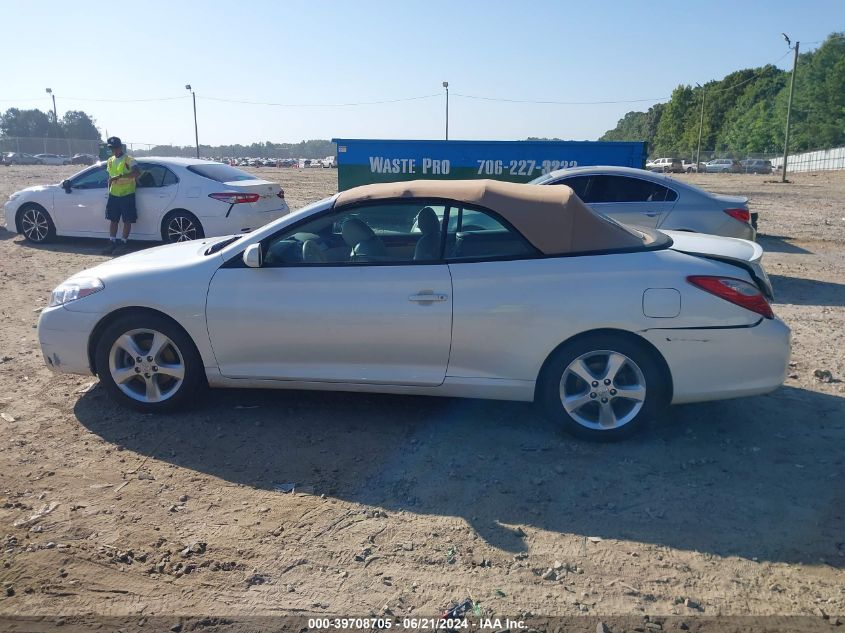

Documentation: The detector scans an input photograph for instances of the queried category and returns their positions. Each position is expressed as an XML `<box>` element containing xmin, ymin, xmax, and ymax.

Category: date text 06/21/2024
<box><xmin>367</xmin><ymin>156</ymin><xmax>577</xmax><ymax>176</ymax></box>
<box><xmin>307</xmin><ymin>617</ymin><xmax>527</xmax><ymax>630</ymax></box>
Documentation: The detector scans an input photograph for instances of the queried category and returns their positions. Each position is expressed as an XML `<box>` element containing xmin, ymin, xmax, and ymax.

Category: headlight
<box><xmin>49</xmin><ymin>277</ymin><xmax>104</xmax><ymax>307</ymax></box>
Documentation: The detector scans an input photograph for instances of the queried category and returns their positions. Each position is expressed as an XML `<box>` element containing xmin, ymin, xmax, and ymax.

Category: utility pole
<box><xmin>186</xmin><ymin>84</ymin><xmax>199</xmax><ymax>158</ymax></box>
<box><xmin>442</xmin><ymin>81</ymin><xmax>449</xmax><ymax>140</ymax></box>
<box><xmin>45</xmin><ymin>88</ymin><xmax>57</xmax><ymax>125</ymax></box>
<box><xmin>781</xmin><ymin>35</ymin><xmax>799</xmax><ymax>183</ymax></box>
<box><xmin>695</xmin><ymin>83</ymin><xmax>705</xmax><ymax>169</ymax></box>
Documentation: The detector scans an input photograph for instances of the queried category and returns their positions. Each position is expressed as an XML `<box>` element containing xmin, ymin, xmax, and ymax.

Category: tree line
<box><xmin>0</xmin><ymin>108</ymin><xmax>101</xmax><ymax>141</ymax></box>
<box><xmin>600</xmin><ymin>33</ymin><xmax>845</xmax><ymax>157</ymax></box>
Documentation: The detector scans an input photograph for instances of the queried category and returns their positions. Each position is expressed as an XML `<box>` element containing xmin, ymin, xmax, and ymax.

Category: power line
<box><xmin>0</xmin><ymin>95</ymin><xmax>189</xmax><ymax>104</ymax></box>
<box><xmin>451</xmin><ymin>93</ymin><xmax>668</xmax><ymax>105</ymax></box>
<box><xmin>197</xmin><ymin>93</ymin><xmax>442</xmax><ymax>107</ymax></box>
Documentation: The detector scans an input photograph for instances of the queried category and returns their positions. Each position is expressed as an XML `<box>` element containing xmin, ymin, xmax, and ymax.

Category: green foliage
<box><xmin>600</xmin><ymin>33</ymin><xmax>845</xmax><ymax>156</ymax></box>
<box><xmin>1</xmin><ymin>107</ymin><xmax>99</xmax><ymax>140</ymax></box>
<box><xmin>0</xmin><ymin>108</ymin><xmax>63</xmax><ymax>138</ymax></box>
<box><xmin>60</xmin><ymin>111</ymin><xmax>100</xmax><ymax>140</ymax></box>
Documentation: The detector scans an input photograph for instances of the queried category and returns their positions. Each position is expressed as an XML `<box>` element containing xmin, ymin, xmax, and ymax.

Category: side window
<box><xmin>446</xmin><ymin>206</ymin><xmax>536</xmax><ymax>261</ymax></box>
<box><xmin>552</xmin><ymin>175</ymin><xmax>590</xmax><ymax>200</ymax></box>
<box><xmin>262</xmin><ymin>202</ymin><xmax>447</xmax><ymax>266</ymax></box>
<box><xmin>71</xmin><ymin>166</ymin><xmax>108</xmax><ymax>190</ymax></box>
<box><xmin>136</xmin><ymin>163</ymin><xmax>177</xmax><ymax>188</ymax></box>
<box><xmin>161</xmin><ymin>168</ymin><xmax>178</xmax><ymax>186</ymax></box>
<box><xmin>587</xmin><ymin>175</ymin><xmax>674</xmax><ymax>203</ymax></box>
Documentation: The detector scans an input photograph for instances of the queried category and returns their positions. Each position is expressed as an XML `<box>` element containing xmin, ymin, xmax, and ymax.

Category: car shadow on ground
<box><xmin>74</xmin><ymin>384</ymin><xmax>845</xmax><ymax>566</ymax></box>
<box><xmin>757</xmin><ymin>234</ymin><xmax>812</xmax><ymax>255</ymax></box>
<box><xmin>8</xmin><ymin>234</ymin><xmax>153</xmax><ymax>256</ymax></box>
<box><xmin>771</xmin><ymin>274</ymin><xmax>845</xmax><ymax>307</ymax></box>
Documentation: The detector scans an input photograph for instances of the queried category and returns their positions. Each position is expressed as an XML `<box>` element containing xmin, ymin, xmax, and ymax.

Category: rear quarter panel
<box><xmin>446</xmin><ymin>249</ymin><xmax>762</xmax><ymax>383</ymax></box>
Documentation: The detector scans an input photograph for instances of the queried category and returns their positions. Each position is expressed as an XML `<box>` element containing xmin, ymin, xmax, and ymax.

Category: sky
<box><xmin>1</xmin><ymin>0</ymin><xmax>841</xmax><ymax>148</ymax></box>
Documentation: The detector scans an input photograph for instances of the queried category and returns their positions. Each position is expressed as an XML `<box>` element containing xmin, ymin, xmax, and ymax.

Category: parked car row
<box><xmin>208</xmin><ymin>157</ymin><xmax>337</xmax><ymax>168</ymax></box>
<box><xmin>4</xmin><ymin>160</ymin><xmax>757</xmax><ymax>245</ymax></box>
<box><xmin>2</xmin><ymin>152</ymin><xmax>45</xmax><ymax>165</ymax></box>
<box><xmin>647</xmin><ymin>156</ymin><xmax>773</xmax><ymax>175</ymax></box>
<box><xmin>2</xmin><ymin>152</ymin><xmax>98</xmax><ymax>166</ymax></box>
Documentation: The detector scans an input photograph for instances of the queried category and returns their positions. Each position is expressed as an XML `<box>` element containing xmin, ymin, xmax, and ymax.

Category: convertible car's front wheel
<box><xmin>539</xmin><ymin>333</ymin><xmax>667</xmax><ymax>441</ymax></box>
<box><xmin>95</xmin><ymin>314</ymin><xmax>205</xmax><ymax>412</ymax></box>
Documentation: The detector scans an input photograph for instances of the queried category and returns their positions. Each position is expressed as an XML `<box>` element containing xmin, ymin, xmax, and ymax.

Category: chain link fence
<box><xmin>0</xmin><ymin>136</ymin><xmax>100</xmax><ymax>157</ymax></box>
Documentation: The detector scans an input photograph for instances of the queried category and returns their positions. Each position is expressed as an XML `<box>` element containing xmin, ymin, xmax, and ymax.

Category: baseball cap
<box><xmin>106</xmin><ymin>136</ymin><xmax>122</xmax><ymax>148</ymax></box>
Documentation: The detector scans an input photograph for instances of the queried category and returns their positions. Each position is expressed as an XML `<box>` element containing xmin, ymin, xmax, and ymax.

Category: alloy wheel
<box><xmin>167</xmin><ymin>215</ymin><xmax>197</xmax><ymax>242</ymax></box>
<box><xmin>559</xmin><ymin>349</ymin><xmax>646</xmax><ymax>430</ymax></box>
<box><xmin>108</xmin><ymin>328</ymin><xmax>185</xmax><ymax>403</ymax></box>
<box><xmin>21</xmin><ymin>208</ymin><xmax>49</xmax><ymax>242</ymax></box>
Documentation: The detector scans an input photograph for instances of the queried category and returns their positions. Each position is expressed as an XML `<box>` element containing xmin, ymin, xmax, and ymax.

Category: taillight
<box><xmin>724</xmin><ymin>208</ymin><xmax>750</xmax><ymax>224</ymax></box>
<box><xmin>208</xmin><ymin>192</ymin><xmax>260</xmax><ymax>204</ymax></box>
<box><xmin>687</xmin><ymin>275</ymin><xmax>773</xmax><ymax>319</ymax></box>
<box><xmin>276</xmin><ymin>189</ymin><xmax>285</xmax><ymax>200</ymax></box>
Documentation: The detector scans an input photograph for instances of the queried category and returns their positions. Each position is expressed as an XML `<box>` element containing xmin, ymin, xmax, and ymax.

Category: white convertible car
<box><xmin>38</xmin><ymin>180</ymin><xmax>790</xmax><ymax>440</ymax></box>
<box><xmin>4</xmin><ymin>158</ymin><xmax>289</xmax><ymax>244</ymax></box>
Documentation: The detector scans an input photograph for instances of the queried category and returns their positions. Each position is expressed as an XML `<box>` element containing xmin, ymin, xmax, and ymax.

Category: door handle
<box><xmin>409</xmin><ymin>293</ymin><xmax>448</xmax><ymax>302</ymax></box>
<box><xmin>644</xmin><ymin>212</ymin><xmax>660</xmax><ymax>217</ymax></box>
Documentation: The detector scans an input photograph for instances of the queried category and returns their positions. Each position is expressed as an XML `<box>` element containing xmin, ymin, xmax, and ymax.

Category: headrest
<box><xmin>416</xmin><ymin>207</ymin><xmax>440</xmax><ymax>235</ymax></box>
<box><xmin>341</xmin><ymin>218</ymin><xmax>375</xmax><ymax>246</ymax></box>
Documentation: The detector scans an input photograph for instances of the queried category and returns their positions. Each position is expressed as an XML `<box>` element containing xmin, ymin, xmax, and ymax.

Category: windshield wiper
<box><xmin>204</xmin><ymin>235</ymin><xmax>242</xmax><ymax>255</ymax></box>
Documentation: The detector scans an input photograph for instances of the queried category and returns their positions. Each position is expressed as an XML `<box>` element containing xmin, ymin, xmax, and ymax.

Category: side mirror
<box><xmin>61</xmin><ymin>179</ymin><xmax>71</xmax><ymax>193</ymax></box>
<box><xmin>243</xmin><ymin>243</ymin><xmax>263</xmax><ymax>268</ymax></box>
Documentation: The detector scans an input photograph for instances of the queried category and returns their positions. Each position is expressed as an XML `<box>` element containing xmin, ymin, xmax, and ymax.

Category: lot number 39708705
<box><xmin>477</xmin><ymin>159</ymin><xmax>578</xmax><ymax>176</ymax></box>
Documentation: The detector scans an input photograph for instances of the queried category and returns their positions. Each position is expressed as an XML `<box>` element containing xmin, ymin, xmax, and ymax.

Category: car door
<box><xmin>579</xmin><ymin>174</ymin><xmax>677</xmax><ymax>229</ymax></box>
<box><xmin>205</xmin><ymin>201</ymin><xmax>453</xmax><ymax>386</ymax></box>
<box><xmin>133</xmin><ymin>162</ymin><xmax>179</xmax><ymax>238</ymax></box>
<box><xmin>442</xmin><ymin>204</ymin><xmax>552</xmax><ymax>382</ymax></box>
<box><xmin>54</xmin><ymin>164</ymin><xmax>109</xmax><ymax>236</ymax></box>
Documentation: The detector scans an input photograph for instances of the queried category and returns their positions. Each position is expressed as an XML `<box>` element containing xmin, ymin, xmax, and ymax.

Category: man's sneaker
<box><xmin>101</xmin><ymin>241</ymin><xmax>117</xmax><ymax>255</ymax></box>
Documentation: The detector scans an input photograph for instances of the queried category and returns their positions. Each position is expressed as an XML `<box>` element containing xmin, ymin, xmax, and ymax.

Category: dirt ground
<box><xmin>0</xmin><ymin>166</ymin><xmax>843</xmax><ymax>629</ymax></box>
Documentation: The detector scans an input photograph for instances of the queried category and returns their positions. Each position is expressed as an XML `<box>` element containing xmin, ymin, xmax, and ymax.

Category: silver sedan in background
<box><xmin>530</xmin><ymin>165</ymin><xmax>757</xmax><ymax>238</ymax></box>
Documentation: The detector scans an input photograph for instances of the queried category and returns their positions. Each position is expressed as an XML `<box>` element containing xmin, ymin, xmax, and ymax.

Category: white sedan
<box><xmin>4</xmin><ymin>158</ymin><xmax>289</xmax><ymax>244</ymax></box>
<box><xmin>37</xmin><ymin>180</ymin><xmax>790</xmax><ymax>440</ymax></box>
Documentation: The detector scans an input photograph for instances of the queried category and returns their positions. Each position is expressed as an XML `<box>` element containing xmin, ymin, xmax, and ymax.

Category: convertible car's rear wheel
<box><xmin>18</xmin><ymin>204</ymin><xmax>56</xmax><ymax>243</ymax></box>
<box><xmin>539</xmin><ymin>333</ymin><xmax>667</xmax><ymax>441</ymax></box>
<box><xmin>95</xmin><ymin>314</ymin><xmax>205</xmax><ymax>412</ymax></box>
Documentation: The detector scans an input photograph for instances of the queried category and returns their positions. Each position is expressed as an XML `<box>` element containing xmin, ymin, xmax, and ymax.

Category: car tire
<box><xmin>94</xmin><ymin>313</ymin><xmax>206</xmax><ymax>413</ymax></box>
<box><xmin>538</xmin><ymin>332</ymin><xmax>668</xmax><ymax>441</ymax></box>
<box><xmin>17</xmin><ymin>203</ymin><xmax>56</xmax><ymax>243</ymax></box>
<box><xmin>161</xmin><ymin>210</ymin><xmax>204</xmax><ymax>243</ymax></box>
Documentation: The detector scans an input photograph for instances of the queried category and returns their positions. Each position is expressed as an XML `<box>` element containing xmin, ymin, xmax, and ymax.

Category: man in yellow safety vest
<box><xmin>103</xmin><ymin>136</ymin><xmax>141</xmax><ymax>255</ymax></box>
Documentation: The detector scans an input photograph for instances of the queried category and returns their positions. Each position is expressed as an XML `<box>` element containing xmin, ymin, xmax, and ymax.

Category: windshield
<box><xmin>186</xmin><ymin>163</ymin><xmax>257</xmax><ymax>183</ymax></box>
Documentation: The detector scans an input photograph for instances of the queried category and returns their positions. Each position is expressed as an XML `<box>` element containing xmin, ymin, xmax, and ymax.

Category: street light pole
<box><xmin>442</xmin><ymin>81</ymin><xmax>449</xmax><ymax>140</ymax></box>
<box><xmin>186</xmin><ymin>84</ymin><xmax>199</xmax><ymax>158</ymax></box>
<box><xmin>45</xmin><ymin>88</ymin><xmax>57</xmax><ymax>124</ymax></box>
<box><xmin>695</xmin><ymin>83</ymin><xmax>705</xmax><ymax>170</ymax></box>
<box><xmin>780</xmin><ymin>35</ymin><xmax>799</xmax><ymax>183</ymax></box>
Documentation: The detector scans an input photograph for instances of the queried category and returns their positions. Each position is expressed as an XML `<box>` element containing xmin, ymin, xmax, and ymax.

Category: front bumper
<box><xmin>3</xmin><ymin>200</ymin><xmax>19</xmax><ymax>233</ymax></box>
<box><xmin>37</xmin><ymin>305</ymin><xmax>100</xmax><ymax>376</ymax></box>
<box><xmin>643</xmin><ymin>316</ymin><xmax>791</xmax><ymax>405</ymax></box>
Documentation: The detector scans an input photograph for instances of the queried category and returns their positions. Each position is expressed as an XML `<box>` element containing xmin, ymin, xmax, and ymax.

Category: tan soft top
<box><xmin>335</xmin><ymin>179</ymin><xmax>646</xmax><ymax>255</ymax></box>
